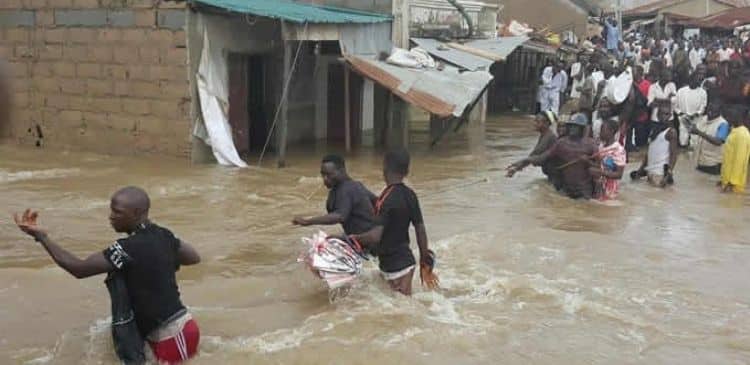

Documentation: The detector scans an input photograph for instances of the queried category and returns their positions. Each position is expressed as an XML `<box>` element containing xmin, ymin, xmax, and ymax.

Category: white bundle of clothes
<box><xmin>506</xmin><ymin>20</ymin><xmax>534</xmax><ymax>36</ymax></box>
<box><xmin>298</xmin><ymin>231</ymin><xmax>364</xmax><ymax>290</ymax></box>
<box><xmin>386</xmin><ymin>47</ymin><xmax>436</xmax><ymax>69</ymax></box>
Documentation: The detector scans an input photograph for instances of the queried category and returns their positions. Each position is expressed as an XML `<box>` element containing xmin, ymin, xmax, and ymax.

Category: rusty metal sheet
<box><xmin>345</xmin><ymin>55</ymin><xmax>493</xmax><ymax>118</ymax></box>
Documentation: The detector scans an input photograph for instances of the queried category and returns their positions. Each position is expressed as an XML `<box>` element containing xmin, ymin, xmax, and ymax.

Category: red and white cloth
<box><xmin>147</xmin><ymin>311</ymin><xmax>200</xmax><ymax>364</ymax></box>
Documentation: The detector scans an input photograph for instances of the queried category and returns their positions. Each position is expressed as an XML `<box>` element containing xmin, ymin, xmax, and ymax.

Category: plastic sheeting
<box><xmin>298</xmin><ymin>231</ymin><xmax>364</xmax><ymax>290</ymax></box>
<box><xmin>195</xmin><ymin>21</ymin><xmax>248</xmax><ymax>167</ymax></box>
<box><xmin>339</xmin><ymin>22</ymin><xmax>392</xmax><ymax>57</ymax></box>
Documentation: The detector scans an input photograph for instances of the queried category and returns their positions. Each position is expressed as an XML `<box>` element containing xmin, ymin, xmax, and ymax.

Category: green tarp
<box><xmin>190</xmin><ymin>0</ymin><xmax>392</xmax><ymax>24</ymax></box>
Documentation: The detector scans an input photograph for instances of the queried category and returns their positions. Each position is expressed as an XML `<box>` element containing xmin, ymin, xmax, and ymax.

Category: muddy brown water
<box><xmin>1</xmin><ymin>115</ymin><xmax>749</xmax><ymax>364</ymax></box>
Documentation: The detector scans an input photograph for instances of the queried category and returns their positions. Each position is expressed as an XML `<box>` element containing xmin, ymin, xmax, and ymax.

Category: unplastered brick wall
<box><xmin>0</xmin><ymin>0</ymin><xmax>190</xmax><ymax>157</ymax></box>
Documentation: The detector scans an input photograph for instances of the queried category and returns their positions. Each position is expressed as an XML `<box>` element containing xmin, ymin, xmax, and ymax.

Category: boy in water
<box><xmin>362</xmin><ymin>149</ymin><xmax>435</xmax><ymax>296</ymax></box>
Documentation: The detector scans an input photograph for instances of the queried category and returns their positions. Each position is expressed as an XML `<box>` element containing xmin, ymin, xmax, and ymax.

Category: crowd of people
<box><xmin>518</xmin><ymin>29</ymin><xmax>750</xmax><ymax>200</ymax></box>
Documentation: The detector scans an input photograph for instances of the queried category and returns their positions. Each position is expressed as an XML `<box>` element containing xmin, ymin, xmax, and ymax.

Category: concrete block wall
<box><xmin>0</xmin><ymin>0</ymin><xmax>190</xmax><ymax>157</ymax></box>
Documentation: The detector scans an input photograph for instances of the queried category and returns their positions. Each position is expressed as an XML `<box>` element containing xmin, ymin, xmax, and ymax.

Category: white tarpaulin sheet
<box><xmin>195</xmin><ymin>22</ymin><xmax>248</xmax><ymax>167</ymax></box>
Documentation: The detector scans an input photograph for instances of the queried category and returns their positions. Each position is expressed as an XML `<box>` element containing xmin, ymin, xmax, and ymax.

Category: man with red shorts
<box><xmin>14</xmin><ymin>186</ymin><xmax>201</xmax><ymax>364</ymax></box>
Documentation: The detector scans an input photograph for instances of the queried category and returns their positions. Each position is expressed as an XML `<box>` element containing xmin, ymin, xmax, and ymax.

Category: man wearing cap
<box><xmin>507</xmin><ymin>113</ymin><xmax>599</xmax><ymax>199</ymax></box>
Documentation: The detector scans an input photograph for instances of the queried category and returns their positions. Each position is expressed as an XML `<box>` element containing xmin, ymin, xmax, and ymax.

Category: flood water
<box><xmin>1</xmin><ymin>115</ymin><xmax>749</xmax><ymax>364</ymax></box>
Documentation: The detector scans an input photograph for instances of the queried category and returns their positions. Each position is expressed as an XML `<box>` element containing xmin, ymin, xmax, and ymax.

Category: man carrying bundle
<box><xmin>292</xmin><ymin>154</ymin><xmax>380</xmax><ymax>242</ymax></box>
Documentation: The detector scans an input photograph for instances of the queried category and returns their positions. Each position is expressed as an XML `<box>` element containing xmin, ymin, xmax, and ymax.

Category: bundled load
<box><xmin>498</xmin><ymin>20</ymin><xmax>534</xmax><ymax>37</ymax></box>
<box><xmin>604</xmin><ymin>67</ymin><xmax>633</xmax><ymax>105</ymax></box>
<box><xmin>386</xmin><ymin>47</ymin><xmax>437</xmax><ymax>69</ymax></box>
<box><xmin>298</xmin><ymin>231</ymin><xmax>366</xmax><ymax>292</ymax></box>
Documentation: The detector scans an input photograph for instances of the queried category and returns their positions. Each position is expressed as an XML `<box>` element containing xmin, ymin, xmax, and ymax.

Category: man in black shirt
<box><xmin>293</xmin><ymin>155</ymin><xmax>379</xmax><ymax>237</ymax></box>
<box><xmin>14</xmin><ymin>186</ymin><xmax>201</xmax><ymax>364</ymax></box>
<box><xmin>366</xmin><ymin>149</ymin><xmax>433</xmax><ymax>296</ymax></box>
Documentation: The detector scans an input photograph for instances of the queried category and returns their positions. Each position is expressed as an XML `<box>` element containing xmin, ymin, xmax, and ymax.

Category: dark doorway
<box><xmin>228</xmin><ymin>53</ymin><xmax>271</xmax><ymax>155</ymax></box>
<box><xmin>327</xmin><ymin>63</ymin><xmax>362</xmax><ymax>146</ymax></box>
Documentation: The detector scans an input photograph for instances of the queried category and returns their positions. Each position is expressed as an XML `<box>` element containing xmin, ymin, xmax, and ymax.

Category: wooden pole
<box><xmin>278</xmin><ymin>41</ymin><xmax>291</xmax><ymax>168</ymax></box>
<box><xmin>344</xmin><ymin>65</ymin><xmax>351</xmax><ymax>152</ymax></box>
<box><xmin>386</xmin><ymin>93</ymin><xmax>394</xmax><ymax>148</ymax></box>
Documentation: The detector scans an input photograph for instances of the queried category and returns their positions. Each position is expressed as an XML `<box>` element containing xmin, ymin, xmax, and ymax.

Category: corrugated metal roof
<box><xmin>624</xmin><ymin>0</ymin><xmax>685</xmax><ymax>16</ymax></box>
<box><xmin>191</xmin><ymin>0</ymin><xmax>392</xmax><ymax>24</ymax></box>
<box><xmin>345</xmin><ymin>55</ymin><xmax>493</xmax><ymax>118</ymax></box>
<box><xmin>680</xmin><ymin>6</ymin><xmax>750</xmax><ymax>29</ymax></box>
<box><xmin>522</xmin><ymin>40</ymin><xmax>558</xmax><ymax>55</ymax></box>
<box><xmin>454</xmin><ymin>36</ymin><xmax>530</xmax><ymax>61</ymax></box>
<box><xmin>411</xmin><ymin>38</ymin><xmax>494</xmax><ymax>71</ymax></box>
<box><xmin>625</xmin><ymin>0</ymin><xmax>741</xmax><ymax>16</ymax></box>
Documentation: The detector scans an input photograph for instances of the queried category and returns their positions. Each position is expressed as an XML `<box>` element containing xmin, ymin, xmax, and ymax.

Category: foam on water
<box><xmin>0</xmin><ymin>168</ymin><xmax>82</xmax><ymax>183</ymax></box>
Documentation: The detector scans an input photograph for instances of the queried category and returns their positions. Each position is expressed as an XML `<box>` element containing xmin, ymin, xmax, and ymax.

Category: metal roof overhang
<box><xmin>344</xmin><ymin>55</ymin><xmax>493</xmax><ymax>118</ymax></box>
<box><xmin>522</xmin><ymin>40</ymin><xmax>558</xmax><ymax>55</ymax></box>
<box><xmin>190</xmin><ymin>0</ymin><xmax>392</xmax><ymax>24</ymax></box>
<box><xmin>410</xmin><ymin>38</ymin><xmax>494</xmax><ymax>71</ymax></box>
<box><xmin>447</xmin><ymin>36</ymin><xmax>530</xmax><ymax>62</ymax></box>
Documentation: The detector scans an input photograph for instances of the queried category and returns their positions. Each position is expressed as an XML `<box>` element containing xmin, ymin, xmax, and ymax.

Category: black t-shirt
<box><xmin>326</xmin><ymin>179</ymin><xmax>378</xmax><ymax>235</ymax></box>
<box><xmin>376</xmin><ymin>183</ymin><xmax>423</xmax><ymax>272</ymax></box>
<box><xmin>103</xmin><ymin>223</ymin><xmax>185</xmax><ymax>337</ymax></box>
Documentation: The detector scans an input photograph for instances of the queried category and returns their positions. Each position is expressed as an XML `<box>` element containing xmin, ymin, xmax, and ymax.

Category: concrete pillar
<box><xmin>480</xmin><ymin>92</ymin><xmax>488</xmax><ymax>124</ymax></box>
<box><xmin>392</xmin><ymin>0</ymin><xmax>410</xmax><ymax>48</ymax></box>
<box><xmin>386</xmin><ymin>96</ymin><xmax>408</xmax><ymax>148</ymax></box>
<box><xmin>430</xmin><ymin>114</ymin><xmax>452</xmax><ymax>144</ymax></box>
<box><xmin>361</xmin><ymin>80</ymin><xmax>375</xmax><ymax>147</ymax></box>
<box><xmin>277</xmin><ymin>41</ymin><xmax>291</xmax><ymax>168</ymax></box>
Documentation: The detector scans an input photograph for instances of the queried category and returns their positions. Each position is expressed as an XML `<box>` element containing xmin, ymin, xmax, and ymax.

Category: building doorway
<box><xmin>228</xmin><ymin>53</ymin><xmax>272</xmax><ymax>155</ymax></box>
<box><xmin>327</xmin><ymin>63</ymin><xmax>363</xmax><ymax>147</ymax></box>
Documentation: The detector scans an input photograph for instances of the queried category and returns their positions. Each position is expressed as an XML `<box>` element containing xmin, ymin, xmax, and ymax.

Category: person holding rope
<box><xmin>507</xmin><ymin>111</ymin><xmax>562</xmax><ymax>190</ymax></box>
<box><xmin>507</xmin><ymin>113</ymin><xmax>598</xmax><ymax>199</ymax></box>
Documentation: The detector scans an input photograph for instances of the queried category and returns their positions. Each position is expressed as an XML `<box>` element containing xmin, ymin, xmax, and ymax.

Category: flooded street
<box><xmin>1</xmin><ymin>115</ymin><xmax>749</xmax><ymax>364</ymax></box>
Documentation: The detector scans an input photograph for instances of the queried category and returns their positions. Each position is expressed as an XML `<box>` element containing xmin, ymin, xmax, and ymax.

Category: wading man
<box><xmin>13</xmin><ymin>186</ymin><xmax>201</xmax><ymax>364</ymax></box>
<box><xmin>507</xmin><ymin>113</ymin><xmax>599</xmax><ymax>199</ymax></box>
<box><xmin>293</xmin><ymin>155</ymin><xmax>379</xmax><ymax>238</ymax></box>
<box><xmin>506</xmin><ymin>111</ymin><xmax>562</xmax><ymax>190</ymax></box>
